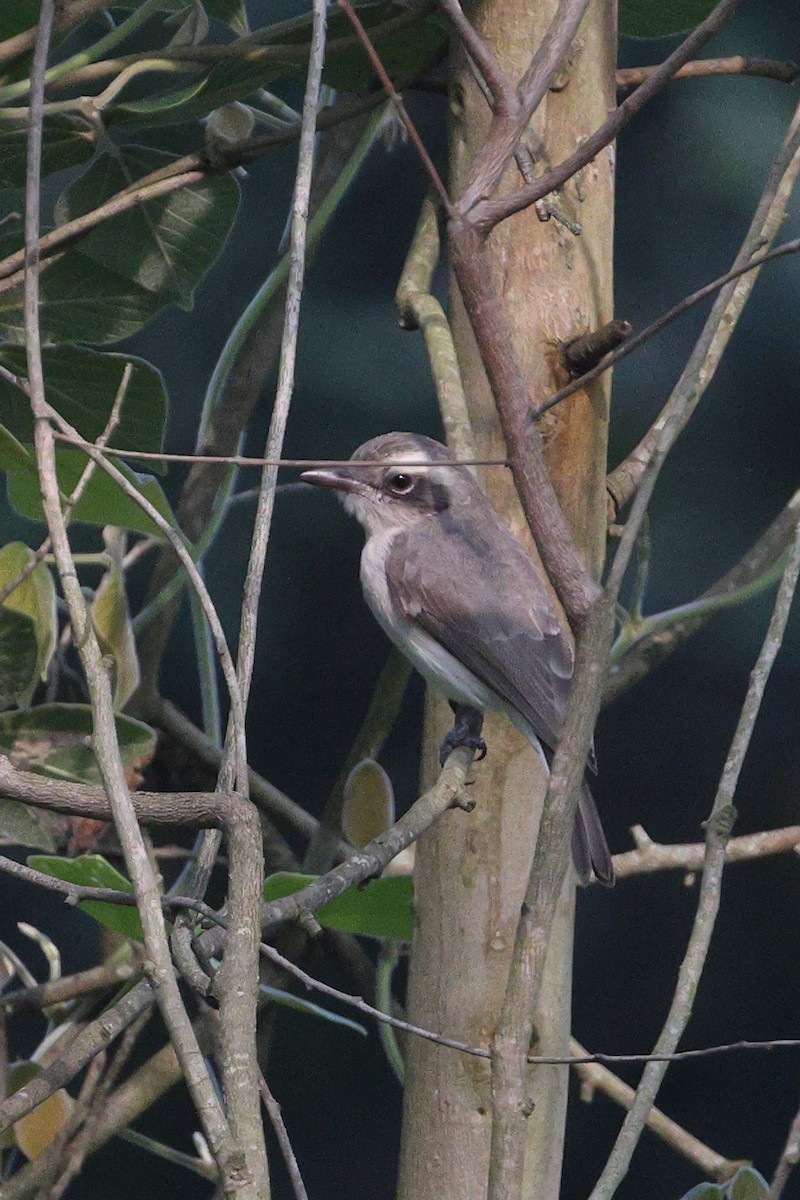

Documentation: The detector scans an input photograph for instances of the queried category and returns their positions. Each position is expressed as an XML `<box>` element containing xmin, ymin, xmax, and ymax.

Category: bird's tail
<box><xmin>573</xmin><ymin>782</ymin><xmax>615</xmax><ymax>887</ymax></box>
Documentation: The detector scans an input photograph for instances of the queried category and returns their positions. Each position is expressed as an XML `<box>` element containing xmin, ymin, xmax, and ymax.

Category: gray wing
<box><xmin>386</xmin><ymin>507</ymin><xmax>573</xmax><ymax>750</ymax></box>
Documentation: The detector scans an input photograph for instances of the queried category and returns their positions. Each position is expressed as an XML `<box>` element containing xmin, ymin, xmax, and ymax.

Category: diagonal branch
<box><xmin>470</xmin><ymin>0</ymin><xmax>743</xmax><ymax>232</ymax></box>
<box><xmin>588</xmin><ymin>512</ymin><xmax>800</xmax><ymax>1200</ymax></box>
<box><xmin>457</xmin><ymin>0</ymin><xmax>591</xmax><ymax>213</ymax></box>
<box><xmin>608</xmin><ymin>104</ymin><xmax>800</xmax><ymax>510</ymax></box>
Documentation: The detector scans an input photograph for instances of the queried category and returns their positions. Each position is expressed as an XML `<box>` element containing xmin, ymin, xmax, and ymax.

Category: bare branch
<box><xmin>436</xmin><ymin>0</ymin><xmax>514</xmax><ymax>115</ymax></box>
<box><xmin>0</xmin><ymin>172</ymin><xmax>207</xmax><ymax>291</ymax></box>
<box><xmin>258</xmin><ymin>743</ymin><xmax>478</xmax><ymax>937</ymax></box>
<box><xmin>0</xmin><ymin>961</ymin><xmax>137</xmax><ymax>1016</ymax></box>
<box><xmin>605</xmin><ymin>491</ymin><xmax>800</xmax><ymax>705</ymax></box>
<box><xmin>589</xmin><ymin>511</ymin><xmax>800</xmax><ymax>1200</ymax></box>
<box><xmin>768</xmin><ymin>1099</ymin><xmax>800</xmax><ymax>1200</ymax></box>
<box><xmin>571</xmin><ymin>1039</ymin><xmax>744</xmax><ymax>1182</ymax></box>
<box><xmin>608</xmin><ymin>101</ymin><xmax>800</xmax><ymax>510</ymax></box>
<box><xmin>538</xmin><ymin>235</ymin><xmax>800</xmax><ymax>421</ymax></box>
<box><xmin>259</xmin><ymin>1077</ymin><xmax>310</xmax><ymax>1200</ymax></box>
<box><xmin>613</xmin><ymin>823</ymin><xmax>800</xmax><ymax>879</ymax></box>
<box><xmin>337</xmin><ymin>0</ymin><xmax>455</xmax><ymax>215</ymax></box>
<box><xmin>458</xmin><ymin>0</ymin><xmax>591</xmax><ymax>213</ymax></box>
<box><xmin>617</xmin><ymin>56</ymin><xmax>798</xmax><ymax>89</ymax></box>
<box><xmin>0</xmin><ymin>979</ymin><xmax>154</xmax><ymax>1133</ymax></box>
<box><xmin>471</xmin><ymin>0</ymin><xmax>743</xmax><ymax>232</ymax></box>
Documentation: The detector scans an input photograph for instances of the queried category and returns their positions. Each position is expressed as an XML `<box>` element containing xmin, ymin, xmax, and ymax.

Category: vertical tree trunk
<box><xmin>397</xmin><ymin>3</ymin><xmax>616</xmax><ymax>1198</ymax></box>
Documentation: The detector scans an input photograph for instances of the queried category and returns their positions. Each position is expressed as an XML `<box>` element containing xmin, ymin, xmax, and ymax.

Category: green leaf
<box><xmin>0</xmin><ymin>799</ymin><xmax>58</xmax><ymax>851</ymax></box>
<box><xmin>0</xmin><ymin>704</ymin><xmax>156</xmax><ymax>785</ymax></box>
<box><xmin>4</xmin><ymin>1061</ymin><xmax>73</xmax><ymax>1160</ymax></box>
<box><xmin>105</xmin><ymin>3</ymin><xmax>446</xmax><ymax>128</ymax></box>
<box><xmin>680</xmin><ymin>1187</ymin><xmax>723</xmax><ymax>1200</ymax></box>
<box><xmin>7</xmin><ymin>446</ymin><xmax>177</xmax><ymax>537</ymax></box>
<box><xmin>342</xmin><ymin>758</ymin><xmax>395</xmax><ymax>847</ymax></box>
<box><xmin>112</xmin><ymin>0</ymin><xmax>249</xmax><ymax>35</ymax></box>
<box><xmin>58</xmin><ymin>147</ymin><xmax>239</xmax><ymax>308</ymax></box>
<box><xmin>727</xmin><ymin>1167</ymin><xmax>769</xmax><ymax>1200</ymax></box>
<box><xmin>206</xmin><ymin>0</ymin><xmax>250</xmax><ymax>35</ymax></box>
<box><xmin>0</xmin><ymin>542</ymin><xmax>57</xmax><ymax>687</ymax></box>
<box><xmin>260</xmin><ymin>984</ymin><xmax>367</xmax><ymax>1037</ymax></box>
<box><xmin>27</xmin><ymin>854</ymin><xmax>143</xmax><ymax>941</ymax></box>
<box><xmin>0</xmin><ymin>346</ymin><xmax>168</xmax><ymax>474</ymax></box>
<box><xmin>91</xmin><ymin>560</ymin><xmax>140</xmax><ymax>709</ymax></box>
<box><xmin>0</xmin><ymin>423</ymin><xmax>33</xmax><ymax>473</ymax></box>
<box><xmin>0</xmin><ymin>114</ymin><xmax>96</xmax><ymax>188</ymax></box>
<box><xmin>619</xmin><ymin>0</ymin><xmax>718</xmax><ymax>37</ymax></box>
<box><xmin>0</xmin><ymin>605</ymin><xmax>38</xmax><ymax>710</ymax></box>
<box><xmin>263</xmin><ymin>872</ymin><xmax>414</xmax><ymax>940</ymax></box>
<box><xmin>0</xmin><ymin>149</ymin><xmax>239</xmax><ymax>344</ymax></box>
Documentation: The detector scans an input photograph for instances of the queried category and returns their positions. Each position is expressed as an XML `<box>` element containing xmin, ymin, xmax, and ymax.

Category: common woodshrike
<box><xmin>302</xmin><ymin>432</ymin><xmax>613</xmax><ymax>886</ymax></box>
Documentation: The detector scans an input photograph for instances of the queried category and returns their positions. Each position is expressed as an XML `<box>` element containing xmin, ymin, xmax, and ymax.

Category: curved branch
<box><xmin>470</xmin><ymin>0</ymin><xmax>743</xmax><ymax>232</ymax></box>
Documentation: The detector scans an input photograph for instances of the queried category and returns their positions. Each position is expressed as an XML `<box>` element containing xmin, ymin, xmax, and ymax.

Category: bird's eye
<box><xmin>386</xmin><ymin>471</ymin><xmax>415</xmax><ymax>496</ymax></box>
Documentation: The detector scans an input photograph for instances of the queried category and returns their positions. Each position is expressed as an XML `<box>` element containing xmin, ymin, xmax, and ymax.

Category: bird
<box><xmin>301</xmin><ymin>432</ymin><xmax>613</xmax><ymax>886</ymax></box>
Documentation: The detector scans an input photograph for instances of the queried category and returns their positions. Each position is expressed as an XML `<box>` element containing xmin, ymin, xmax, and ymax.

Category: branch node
<box><xmin>703</xmin><ymin>804</ymin><xmax>737</xmax><ymax>840</ymax></box>
<box><xmin>561</xmin><ymin>320</ymin><xmax>633</xmax><ymax>377</ymax></box>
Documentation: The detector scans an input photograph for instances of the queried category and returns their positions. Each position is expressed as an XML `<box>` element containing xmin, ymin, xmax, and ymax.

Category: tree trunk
<box><xmin>397</xmin><ymin>3</ymin><xmax>616</xmax><ymax>1197</ymax></box>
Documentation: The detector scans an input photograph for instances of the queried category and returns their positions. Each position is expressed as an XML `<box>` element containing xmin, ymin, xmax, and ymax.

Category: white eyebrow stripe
<box><xmin>382</xmin><ymin>450</ymin><xmax>435</xmax><ymax>466</ymax></box>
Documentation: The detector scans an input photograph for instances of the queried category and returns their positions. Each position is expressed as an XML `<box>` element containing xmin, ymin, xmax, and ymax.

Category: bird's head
<box><xmin>301</xmin><ymin>433</ymin><xmax>472</xmax><ymax>535</ymax></box>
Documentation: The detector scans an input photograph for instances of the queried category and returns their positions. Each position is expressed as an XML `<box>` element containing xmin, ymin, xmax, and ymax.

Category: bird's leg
<box><xmin>439</xmin><ymin>703</ymin><xmax>487</xmax><ymax>767</ymax></box>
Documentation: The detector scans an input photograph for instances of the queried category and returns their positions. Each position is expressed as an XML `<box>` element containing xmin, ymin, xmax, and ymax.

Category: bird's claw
<box><xmin>439</xmin><ymin>706</ymin><xmax>487</xmax><ymax>767</ymax></box>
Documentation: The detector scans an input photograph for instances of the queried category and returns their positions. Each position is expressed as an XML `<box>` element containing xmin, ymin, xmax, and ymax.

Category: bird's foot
<box><xmin>439</xmin><ymin>704</ymin><xmax>487</xmax><ymax>768</ymax></box>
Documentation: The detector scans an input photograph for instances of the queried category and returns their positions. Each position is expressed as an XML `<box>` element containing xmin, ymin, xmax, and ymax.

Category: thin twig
<box><xmin>211</xmin><ymin>0</ymin><xmax>329</xmax><ymax>1186</ymax></box>
<box><xmin>605</xmin><ymin>491</ymin><xmax>800</xmax><ymax>706</ymax></box>
<box><xmin>570</xmin><ymin>1039</ymin><xmax>744</xmax><ymax>1183</ymax></box>
<box><xmin>0</xmin><ymin>172</ymin><xmax>207</xmax><ymax>291</ymax></box>
<box><xmin>259</xmin><ymin>1077</ymin><xmax>310</xmax><ymax>1200</ymax></box>
<box><xmin>607</xmin><ymin>100</ymin><xmax>800</xmax><ymax>511</ymax></box>
<box><xmin>613</xmin><ymin>823</ymin><xmax>800</xmax><ymax>879</ymax></box>
<box><xmin>457</xmin><ymin>0</ymin><xmax>592</xmax><ymax>214</ymax></box>
<box><xmin>50</xmin><ymin>437</ymin><xmax>510</xmax><ymax>469</ymax></box>
<box><xmin>0</xmin><ymin>362</ymin><xmax>132</xmax><ymax>606</ymax></box>
<box><xmin>588</xmin><ymin>514</ymin><xmax>800</xmax><ymax>1200</ymax></box>
<box><xmin>768</xmin><ymin>1099</ymin><xmax>800</xmax><ymax>1199</ymax></box>
<box><xmin>616</xmin><ymin>56</ymin><xmax>798</xmax><ymax>89</ymax></box>
<box><xmin>40</xmin><ymin>405</ymin><xmax>248</xmax><ymax>775</ymax></box>
<box><xmin>0</xmin><ymin>959</ymin><xmax>136</xmax><ymax>1016</ymax></box>
<box><xmin>0</xmin><ymin>979</ymin><xmax>154</xmax><ymax>1132</ymax></box>
<box><xmin>337</xmin><ymin>0</ymin><xmax>455</xmax><ymax>216</ymax></box>
<box><xmin>435</xmin><ymin>0</ymin><xmax>514</xmax><ymax>115</ymax></box>
<box><xmin>471</xmin><ymin>0</ymin><xmax>743</xmax><ymax>232</ymax></box>
<box><xmin>539</xmin><ymin>235</ymin><xmax>800</xmax><ymax>421</ymax></box>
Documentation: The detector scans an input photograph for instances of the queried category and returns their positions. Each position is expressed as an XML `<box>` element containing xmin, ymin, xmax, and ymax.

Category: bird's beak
<box><xmin>301</xmin><ymin>468</ymin><xmax>365</xmax><ymax>495</ymax></box>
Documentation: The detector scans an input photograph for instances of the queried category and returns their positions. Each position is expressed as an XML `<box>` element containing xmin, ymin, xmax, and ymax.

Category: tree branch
<box><xmin>608</xmin><ymin>101</ymin><xmax>800</xmax><ymax>510</ymax></box>
<box><xmin>470</xmin><ymin>0</ymin><xmax>743</xmax><ymax>233</ymax></box>
<box><xmin>616</xmin><ymin>56</ymin><xmax>798</xmax><ymax>89</ymax></box>
<box><xmin>613</xmin><ymin>823</ymin><xmax>800</xmax><ymax>879</ymax></box>
<box><xmin>589</xmin><ymin>510</ymin><xmax>800</xmax><ymax>1200</ymax></box>
<box><xmin>570</xmin><ymin>1039</ymin><xmax>744</xmax><ymax>1183</ymax></box>
<box><xmin>457</xmin><ymin>0</ymin><xmax>591</xmax><ymax>214</ymax></box>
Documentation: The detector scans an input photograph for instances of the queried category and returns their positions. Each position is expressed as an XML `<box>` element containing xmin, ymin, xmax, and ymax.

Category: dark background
<box><xmin>4</xmin><ymin>2</ymin><xmax>800</xmax><ymax>1198</ymax></box>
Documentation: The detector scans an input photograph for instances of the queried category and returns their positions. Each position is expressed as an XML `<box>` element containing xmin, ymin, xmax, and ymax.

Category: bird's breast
<box><xmin>359</xmin><ymin>531</ymin><xmax>498</xmax><ymax>713</ymax></box>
